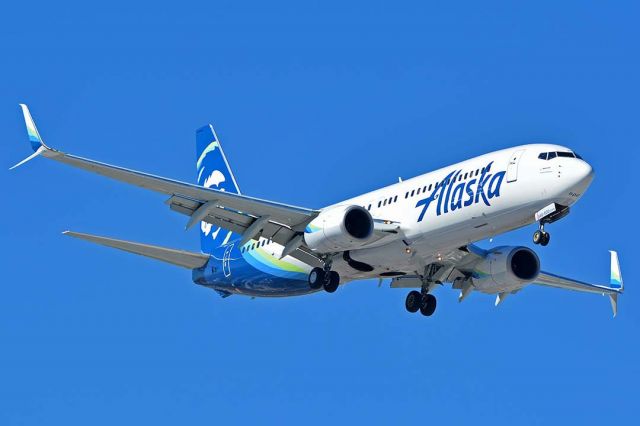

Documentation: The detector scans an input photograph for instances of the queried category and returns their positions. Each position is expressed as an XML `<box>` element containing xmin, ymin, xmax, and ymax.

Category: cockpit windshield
<box><xmin>538</xmin><ymin>151</ymin><xmax>582</xmax><ymax>160</ymax></box>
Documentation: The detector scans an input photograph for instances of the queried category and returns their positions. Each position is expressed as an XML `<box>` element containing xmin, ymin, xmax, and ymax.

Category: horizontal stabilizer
<box><xmin>63</xmin><ymin>231</ymin><xmax>210</xmax><ymax>269</ymax></box>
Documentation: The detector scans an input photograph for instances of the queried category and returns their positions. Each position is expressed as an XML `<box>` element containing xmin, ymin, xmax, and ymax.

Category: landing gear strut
<box><xmin>405</xmin><ymin>290</ymin><xmax>437</xmax><ymax>316</ymax></box>
<box><xmin>308</xmin><ymin>264</ymin><xmax>340</xmax><ymax>293</ymax></box>
<box><xmin>533</xmin><ymin>223</ymin><xmax>550</xmax><ymax>246</ymax></box>
<box><xmin>532</xmin><ymin>203</ymin><xmax>570</xmax><ymax>247</ymax></box>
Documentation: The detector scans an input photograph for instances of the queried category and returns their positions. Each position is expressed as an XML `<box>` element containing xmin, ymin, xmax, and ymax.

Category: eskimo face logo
<box><xmin>415</xmin><ymin>161</ymin><xmax>506</xmax><ymax>222</ymax></box>
<box><xmin>200</xmin><ymin>169</ymin><xmax>226</xmax><ymax>238</ymax></box>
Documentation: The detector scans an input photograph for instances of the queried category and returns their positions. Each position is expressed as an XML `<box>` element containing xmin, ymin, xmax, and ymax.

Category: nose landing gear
<box><xmin>532</xmin><ymin>203</ymin><xmax>571</xmax><ymax>247</ymax></box>
<box><xmin>533</xmin><ymin>224</ymin><xmax>550</xmax><ymax>246</ymax></box>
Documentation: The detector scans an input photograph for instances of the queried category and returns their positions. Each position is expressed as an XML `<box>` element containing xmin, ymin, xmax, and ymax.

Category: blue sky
<box><xmin>1</xmin><ymin>1</ymin><xmax>638</xmax><ymax>424</ymax></box>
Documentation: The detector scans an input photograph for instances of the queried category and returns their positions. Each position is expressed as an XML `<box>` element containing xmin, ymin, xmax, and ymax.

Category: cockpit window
<box><xmin>574</xmin><ymin>152</ymin><xmax>583</xmax><ymax>159</ymax></box>
<box><xmin>539</xmin><ymin>151</ymin><xmax>583</xmax><ymax>160</ymax></box>
<box><xmin>557</xmin><ymin>151</ymin><xmax>574</xmax><ymax>158</ymax></box>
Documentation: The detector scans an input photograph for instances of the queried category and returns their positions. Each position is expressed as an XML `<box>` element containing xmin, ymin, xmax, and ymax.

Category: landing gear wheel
<box><xmin>405</xmin><ymin>291</ymin><xmax>423</xmax><ymax>313</ymax></box>
<box><xmin>540</xmin><ymin>232</ymin><xmax>550</xmax><ymax>246</ymax></box>
<box><xmin>323</xmin><ymin>271</ymin><xmax>340</xmax><ymax>293</ymax></box>
<box><xmin>308</xmin><ymin>267</ymin><xmax>325</xmax><ymax>290</ymax></box>
<box><xmin>533</xmin><ymin>230</ymin><xmax>543</xmax><ymax>245</ymax></box>
<box><xmin>419</xmin><ymin>294</ymin><xmax>437</xmax><ymax>316</ymax></box>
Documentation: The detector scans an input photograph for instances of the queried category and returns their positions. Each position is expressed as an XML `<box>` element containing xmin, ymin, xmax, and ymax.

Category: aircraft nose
<box><xmin>570</xmin><ymin>159</ymin><xmax>594</xmax><ymax>191</ymax></box>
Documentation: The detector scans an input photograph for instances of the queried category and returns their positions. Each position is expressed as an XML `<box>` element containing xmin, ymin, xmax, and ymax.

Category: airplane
<box><xmin>11</xmin><ymin>104</ymin><xmax>624</xmax><ymax>317</ymax></box>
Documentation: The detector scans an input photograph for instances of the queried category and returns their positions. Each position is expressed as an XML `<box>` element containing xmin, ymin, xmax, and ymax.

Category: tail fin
<box><xmin>195</xmin><ymin>125</ymin><xmax>241</xmax><ymax>254</ymax></box>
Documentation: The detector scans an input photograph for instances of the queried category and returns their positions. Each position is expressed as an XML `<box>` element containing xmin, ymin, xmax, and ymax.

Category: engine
<box><xmin>472</xmin><ymin>246</ymin><xmax>540</xmax><ymax>293</ymax></box>
<box><xmin>304</xmin><ymin>205</ymin><xmax>374</xmax><ymax>252</ymax></box>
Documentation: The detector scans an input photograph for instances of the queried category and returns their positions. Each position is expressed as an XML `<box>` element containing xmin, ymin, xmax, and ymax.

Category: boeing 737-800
<box><xmin>12</xmin><ymin>104</ymin><xmax>624</xmax><ymax>317</ymax></box>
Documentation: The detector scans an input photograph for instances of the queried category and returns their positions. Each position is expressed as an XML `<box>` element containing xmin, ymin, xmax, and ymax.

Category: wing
<box><xmin>389</xmin><ymin>244</ymin><xmax>483</xmax><ymax>290</ymax></box>
<box><xmin>391</xmin><ymin>244</ymin><xmax>624</xmax><ymax>316</ymax></box>
<box><xmin>13</xmin><ymin>104</ymin><xmax>323</xmax><ymax>266</ymax></box>
<box><xmin>534</xmin><ymin>251</ymin><xmax>624</xmax><ymax>316</ymax></box>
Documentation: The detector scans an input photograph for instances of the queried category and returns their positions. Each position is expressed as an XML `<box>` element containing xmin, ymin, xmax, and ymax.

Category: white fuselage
<box><xmin>323</xmin><ymin>143</ymin><xmax>593</xmax><ymax>281</ymax></box>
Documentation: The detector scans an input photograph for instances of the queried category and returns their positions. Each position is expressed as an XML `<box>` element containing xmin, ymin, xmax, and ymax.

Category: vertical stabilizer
<box><xmin>195</xmin><ymin>125</ymin><xmax>241</xmax><ymax>254</ymax></box>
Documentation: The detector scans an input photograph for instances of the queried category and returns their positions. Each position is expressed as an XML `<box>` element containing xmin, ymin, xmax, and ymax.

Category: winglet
<box><xmin>11</xmin><ymin>104</ymin><xmax>52</xmax><ymax>170</ymax></box>
<box><xmin>607</xmin><ymin>250</ymin><xmax>623</xmax><ymax>318</ymax></box>
<box><xmin>609</xmin><ymin>250</ymin><xmax>623</xmax><ymax>292</ymax></box>
<box><xmin>19</xmin><ymin>104</ymin><xmax>49</xmax><ymax>151</ymax></box>
<box><xmin>609</xmin><ymin>293</ymin><xmax>618</xmax><ymax>318</ymax></box>
<box><xmin>495</xmin><ymin>292</ymin><xmax>508</xmax><ymax>306</ymax></box>
<box><xmin>10</xmin><ymin>145</ymin><xmax>47</xmax><ymax>170</ymax></box>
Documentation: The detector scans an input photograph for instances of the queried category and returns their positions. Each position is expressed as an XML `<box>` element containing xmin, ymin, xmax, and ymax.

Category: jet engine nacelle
<box><xmin>473</xmin><ymin>246</ymin><xmax>540</xmax><ymax>293</ymax></box>
<box><xmin>304</xmin><ymin>205</ymin><xmax>374</xmax><ymax>253</ymax></box>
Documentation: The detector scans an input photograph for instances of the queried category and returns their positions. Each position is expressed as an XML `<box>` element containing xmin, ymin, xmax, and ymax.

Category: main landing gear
<box><xmin>405</xmin><ymin>290</ymin><xmax>437</xmax><ymax>316</ymax></box>
<box><xmin>308</xmin><ymin>266</ymin><xmax>340</xmax><ymax>293</ymax></box>
<box><xmin>533</xmin><ymin>224</ymin><xmax>550</xmax><ymax>246</ymax></box>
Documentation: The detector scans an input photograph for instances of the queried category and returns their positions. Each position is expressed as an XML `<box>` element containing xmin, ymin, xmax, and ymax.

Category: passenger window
<box><xmin>383</xmin><ymin>199</ymin><xmax>387</xmax><ymax>206</ymax></box>
<box><xmin>405</xmin><ymin>192</ymin><xmax>409</xmax><ymax>199</ymax></box>
<box><xmin>378</xmin><ymin>201</ymin><xmax>382</xmax><ymax>208</ymax></box>
<box><xmin>411</xmin><ymin>190</ymin><xmax>415</xmax><ymax>196</ymax></box>
<box><xmin>417</xmin><ymin>188</ymin><xmax>421</xmax><ymax>195</ymax></box>
<box><xmin>394</xmin><ymin>195</ymin><xmax>398</xmax><ymax>202</ymax></box>
<box><xmin>241</xmin><ymin>247</ymin><xmax>245</xmax><ymax>253</ymax></box>
<box><xmin>368</xmin><ymin>204</ymin><xmax>371</xmax><ymax>210</ymax></box>
<box><xmin>458</xmin><ymin>174</ymin><xmax>462</xmax><ymax>181</ymax></box>
<box><xmin>464</xmin><ymin>173</ymin><xmax>468</xmax><ymax>179</ymax></box>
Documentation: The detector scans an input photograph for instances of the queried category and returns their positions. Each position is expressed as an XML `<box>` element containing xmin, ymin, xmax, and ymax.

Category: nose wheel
<box><xmin>533</xmin><ymin>224</ymin><xmax>550</xmax><ymax>246</ymax></box>
<box><xmin>533</xmin><ymin>230</ymin><xmax>550</xmax><ymax>246</ymax></box>
<box><xmin>405</xmin><ymin>290</ymin><xmax>437</xmax><ymax>316</ymax></box>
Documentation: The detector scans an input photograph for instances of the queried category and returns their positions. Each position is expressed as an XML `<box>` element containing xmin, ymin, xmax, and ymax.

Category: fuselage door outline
<box><xmin>222</xmin><ymin>242</ymin><xmax>234</xmax><ymax>277</ymax></box>
<box><xmin>506</xmin><ymin>149</ymin><xmax>526</xmax><ymax>183</ymax></box>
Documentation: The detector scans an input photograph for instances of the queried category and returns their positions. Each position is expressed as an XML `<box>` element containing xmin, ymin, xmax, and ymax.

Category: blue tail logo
<box><xmin>195</xmin><ymin>125</ymin><xmax>241</xmax><ymax>254</ymax></box>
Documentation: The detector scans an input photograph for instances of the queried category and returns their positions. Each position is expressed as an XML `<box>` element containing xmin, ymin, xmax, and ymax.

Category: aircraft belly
<box><xmin>347</xmin><ymin>241</ymin><xmax>416</xmax><ymax>273</ymax></box>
